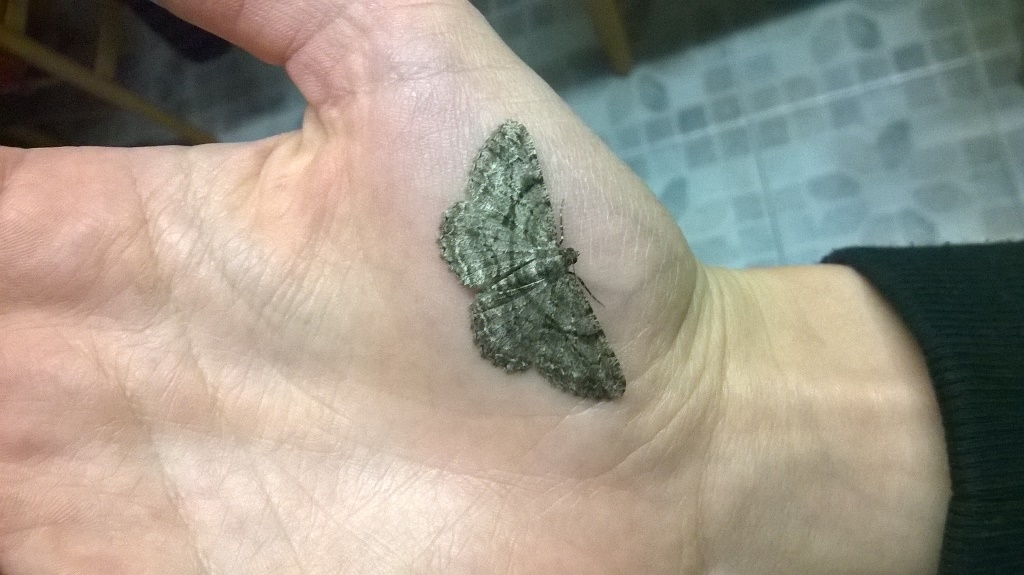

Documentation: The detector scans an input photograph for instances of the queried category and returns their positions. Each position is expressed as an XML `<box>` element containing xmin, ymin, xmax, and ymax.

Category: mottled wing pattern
<box><xmin>532</xmin><ymin>274</ymin><xmax>625</xmax><ymax>399</ymax></box>
<box><xmin>439</xmin><ymin>120</ymin><xmax>627</xmax><ymax>400</ymax></box>
<box><xmin>472</xmin><ymin>267</ymin><xmax>626</xmax><ymax>400</ymax></box>
<box><xmin>440</xmin><ymin>120</ymin><xmax>560</xmax><ymax>289</ymax></box>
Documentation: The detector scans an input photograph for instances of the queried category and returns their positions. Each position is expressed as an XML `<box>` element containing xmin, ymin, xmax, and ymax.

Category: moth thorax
<box><xmin>561</xmin><ymin>247</ymin><xmax>579</xmax><ymax>267</ymax></box>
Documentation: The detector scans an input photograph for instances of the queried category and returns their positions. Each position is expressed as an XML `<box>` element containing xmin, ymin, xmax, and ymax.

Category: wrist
<box><xmin>698</xmin><ymin>264</ymin><xmax>950</xmax><ymax>574</ymax></box>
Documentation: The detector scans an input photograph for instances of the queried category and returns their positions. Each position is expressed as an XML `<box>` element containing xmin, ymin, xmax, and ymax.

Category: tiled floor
<box><xmin>502</xmin><ymin>0</ymin><xmax>1024</xmax><ymax>266</ymax></box>
<box><xmin>9</xmin><ymin>0</ymin><xmax>1024</xmax><ymax>268</ymax></box>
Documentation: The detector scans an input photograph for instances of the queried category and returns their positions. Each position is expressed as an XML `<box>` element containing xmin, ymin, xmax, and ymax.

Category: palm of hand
<box><xmin>0</xmin><ymin>1</ymin><xmax>719</xmax><ymax>573</ymax></box>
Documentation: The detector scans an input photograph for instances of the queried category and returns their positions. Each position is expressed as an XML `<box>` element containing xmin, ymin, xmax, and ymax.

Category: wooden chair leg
<box><xmin>585</xmin><ymin>0</ymin><xmax>633</xmax><ymax>75</ymax></box>
<box><xmin>2</xmin><ymin>0</ymin><xmax>29</xmax><ymax>31</ymax></box>
<box><xmin>94</xmin><ymin>0</ymin><xmax>122</xmax><ymax>81</ymax></box>
<box><xmin>0</xmin><ymin>27</ymin><xmax>215</xmax><ymax>144</ymax></box>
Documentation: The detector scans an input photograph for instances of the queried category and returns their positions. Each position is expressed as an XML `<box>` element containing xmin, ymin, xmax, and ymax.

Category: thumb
<box><xmin>154</xmin><ymin>0</ymin><xmax>508</xmax><ymax>108</ymax></box>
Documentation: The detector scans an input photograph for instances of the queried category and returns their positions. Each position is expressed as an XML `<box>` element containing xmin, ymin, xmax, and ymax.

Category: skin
<box><xmin>0</xmin><ymin>1</ymin><xmax>951</xmax><ymax>573</ymax></box>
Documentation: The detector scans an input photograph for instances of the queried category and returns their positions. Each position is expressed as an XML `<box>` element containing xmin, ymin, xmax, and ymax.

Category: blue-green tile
<box><xmin>678</xmin><ymin>106</ymin><xmax>709</xmax><ymax>134</ymax></box>
<box><xmin>685</xmin><ymin>136</ymin><xmax>718</xmax><ymax>168</ymax></box>
<box><xmin>893</xmin><ymin>42</ymin><xmax>928</xmax><ymax>71</ymax></box>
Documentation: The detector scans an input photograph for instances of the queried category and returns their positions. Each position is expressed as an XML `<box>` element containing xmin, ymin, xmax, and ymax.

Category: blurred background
<box><xmin>2</xmin><ymin>0</ymin><xmax>1023</xmax><ymax>267</ymax></box>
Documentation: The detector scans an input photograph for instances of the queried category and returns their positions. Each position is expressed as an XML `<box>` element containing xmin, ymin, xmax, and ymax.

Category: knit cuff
<box><xmin>824</xmin><ymin>242</ymin><xmax>1024</xmax><ymax>575</ymax></box>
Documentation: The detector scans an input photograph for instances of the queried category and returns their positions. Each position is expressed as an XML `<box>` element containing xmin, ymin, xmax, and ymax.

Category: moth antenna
<box><xmin>558</xmin><ymin>198</ymin><xmax>566</xmax><ymax>246</ymax></box>
<box><xmin>570</xmin><ymin>264</ymin><xmax>605</xmax><ymax>307</ymax></box>
<box><xmin>560</xmin><ymin>199</ymin><xmax>604</xmax><ymax>306</ymax></box>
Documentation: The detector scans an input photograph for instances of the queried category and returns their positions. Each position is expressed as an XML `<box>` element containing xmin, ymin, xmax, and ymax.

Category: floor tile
<box><xmin>532</xmin><ymin>0</ymin><xmax>1024</xmax><ymax>265</ymax></box>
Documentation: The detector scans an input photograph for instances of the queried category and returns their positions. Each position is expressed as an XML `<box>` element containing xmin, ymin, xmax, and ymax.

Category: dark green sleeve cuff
<box><xmin>823</xmin><ymin>242</ymin><xmax>1024</xmax><ymax>575</ymax></box>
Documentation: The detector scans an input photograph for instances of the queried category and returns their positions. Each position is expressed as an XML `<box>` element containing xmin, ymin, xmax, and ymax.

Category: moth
<box><xmin>439</xmin><ymin>120</ymin><xmax>626</xmax><ymax>400</ymax></box>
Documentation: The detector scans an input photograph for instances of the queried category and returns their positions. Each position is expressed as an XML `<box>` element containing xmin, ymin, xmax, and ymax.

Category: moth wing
<box><xmin>439</xmin><ymin>120</ymin><xmax>561</xmax><ymax>288</ymax></box>
<box><xmin>472</xmin><ymin>272</ymin><xmax>625</xmax><ymax>400</ymax></box>
<box><xmin>530</xmin><ymin>274</ymin><xmax>625</xmax><ymax>400</ymax></box>
<box><xmin>440</xmin><ymin>200</ymin><xmax>539</xmax><ymax>289</ymax></box>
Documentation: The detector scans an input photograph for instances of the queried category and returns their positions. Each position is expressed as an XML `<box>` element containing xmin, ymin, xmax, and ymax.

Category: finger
<box><xmin>156</xmin><ymin>0</ymin><xmax>507</xmax><ymax>106</ymax></box>
<box><xmin>155</xmin><ymin>0</ymin><xmax>347</xmax><ymax>64</ymax></box>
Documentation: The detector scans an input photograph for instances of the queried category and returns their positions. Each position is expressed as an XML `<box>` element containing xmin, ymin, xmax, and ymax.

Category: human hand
<box><xmin>0</xmin><ymin>1</ymin><xmax>949</xmax><ymax>573</ymax></box>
